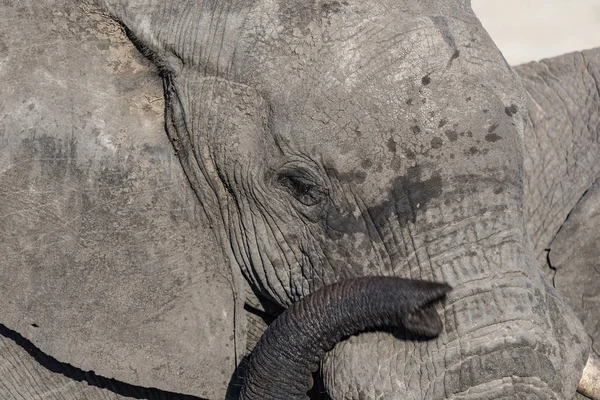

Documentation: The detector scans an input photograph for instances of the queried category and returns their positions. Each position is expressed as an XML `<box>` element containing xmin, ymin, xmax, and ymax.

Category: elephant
<box><xmin>1</xmin><ymin>0</ymin><xmax>599</xmax><ymax>399</ymax></box>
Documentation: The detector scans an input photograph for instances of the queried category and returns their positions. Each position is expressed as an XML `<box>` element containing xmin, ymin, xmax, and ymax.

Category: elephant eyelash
<box><xmin>277</xmin><ymin>170</ymin><xmax>329</xmax><ymax>207</ymax></box>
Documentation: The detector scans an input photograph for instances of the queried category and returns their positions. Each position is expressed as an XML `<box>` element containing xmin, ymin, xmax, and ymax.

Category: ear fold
<box><xmin>163</xmin><ymin>70</ymin><xmax>279</xmax><ymax>307</ymax></box>
<box><xmin>164</xmin><ymin>72</ymin><xmax>273</xmax><ymax>203</ymax></box>
<box><xmin>93</xmin><ymin>0</ymin><xmax>249</xmax><ymax>77</ymax></box>
<box><xmin>0</xmin><ymin>4</ymin><xmax>243</xmax><ymax>399</ymax></box>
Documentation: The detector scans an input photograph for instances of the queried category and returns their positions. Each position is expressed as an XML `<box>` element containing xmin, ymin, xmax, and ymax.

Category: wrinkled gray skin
<box><xmin>1</xmin><ymin>0</ymin><xmax>599</xmax><ymax>399</ymax></box>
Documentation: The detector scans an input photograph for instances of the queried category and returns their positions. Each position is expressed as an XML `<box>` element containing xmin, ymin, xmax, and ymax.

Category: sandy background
<box><xmin>472</xmin><ymin>0</ymin><xmax>600</xmax><ymax>65</ymax></box>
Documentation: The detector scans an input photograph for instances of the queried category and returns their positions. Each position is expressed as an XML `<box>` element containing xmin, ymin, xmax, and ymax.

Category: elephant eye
<box><xmin>277</xmin><ymin>170</ymin><xmax>328</xmax><ymax>207</ymax></box>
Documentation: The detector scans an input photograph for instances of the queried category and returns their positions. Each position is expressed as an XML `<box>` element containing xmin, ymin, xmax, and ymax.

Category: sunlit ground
<box><xmin>472</xmin><ymin>0</ymin><xmax>600</xmax><ymax>65</ymax></box>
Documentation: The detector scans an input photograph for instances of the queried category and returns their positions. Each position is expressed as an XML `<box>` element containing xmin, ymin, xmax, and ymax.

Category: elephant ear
<box><xmin>0</xmin><ymin>2</ymin><xmax>244</xmax><ymax>399</ymax></box>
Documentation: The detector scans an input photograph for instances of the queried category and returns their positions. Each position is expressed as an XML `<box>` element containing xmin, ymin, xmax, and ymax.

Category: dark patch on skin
<box><xmin>421</xmin><ymin>98</ymin><xmax>427</xmax><ymax>104</ymax></box>
<box><xmin>406</xmin><ymin>98</ymin><xmax>413</xmax><ymax>105</ymax></box>
<box><xmin>430</xmin><ymin>137</ymin><xmax>443</xmax><ymax>149</ymax></box>
<box><xmin>404</xmin><ymin>149</ymin><xmax>416</xmax><ymax>160</ymax></box>
<box><xmin>449</xmin><ymin>153</ymin><xmax>455</xmax><ymax>159</ymax></box>
<box><xmin>466</xmin><ymin>131</ymin><xmax>473</xmax><ymax>138</ymax></box>
<box><xmin>494</xmin><ymin>187</ymin><xmax>504</xmax><ymax>194</ymax></box>
<box><xmin>487</xmin><ymin>122</ymin><xmax>499</xmax><ymax>133</ymax></box>
<box><xmin>482</xmin><ymin>109</ymin><xmax>489</xmax><ymax>114</ymax></box>
<box><xmin>322</xmin><ymin>0</ymin><xmax>347</xmax><ymax>14</ymax></box>
<box><xmin>485</xmin><ymin>133</ymin><xmax>502</xmax><ymax>142</ymax></box>
<box><xmin>505</xmin><ymin>104</ymin><xmax>518</xmax><ymax>117</ymax></box>
<box><xmin>411</xmin><ymin>125</ymin><xmax>421</xmax><ymax>134</ymax></box>
<box><xmin>421</xmin><ymin>75</ymin><xmax>431</xmax><ymax>85</ymax></box>
<box><xmin>467</xmin><ymin>147</ymin><xmax>479</xmax><ymax>155</ymax></box>
<box><xmin>438</xmin><ymin>119</ymin><xmax>447</xmax><ymax>128</ymax></box>
<box><xmin>361</xmin><ymin>158</ymin><xmax>373</xmax><ymax>169</ymax></box>
<box><xmin>323</xmin><ymin>166</ymin><xmax>443</xmax><ymax>241</ymax></box>
<box><xmin>368</xmin><ymin>167</ymin><xmax>443</xmax><ymax>227</ymax></box>
<box><xmin>387</xmin><ymin>137</ymin><xmax>397</xmax><ymax>153</ymax></box>
<box><xmin>465</xmin><ymin>96</ymin><xmax>472</xmax><ymax>102</ymax></box>
<box><xmin>338</xmin><ymin>170</ymin><xmax>367</xmax><ymax>184</ymax></box>
<box><xmin>445</xmin><ymin>130</ymin><xmax>458</xmax><ymax>141</ymax></box>
<box><xmin>354</xmin><ymin>170</ymin><xmax>367</xmax><ymax>184</ymax></box>
<box><xmin>446</xmin><ymin>50</ymin><xmax>460</xmax><ymax>68</ymax></box>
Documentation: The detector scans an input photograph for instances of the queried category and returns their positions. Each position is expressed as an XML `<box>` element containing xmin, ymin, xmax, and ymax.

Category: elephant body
<box><xmin>0</xmin><ymin>0</ymin><xmax>598</xmax><ymax>399</ymax></box>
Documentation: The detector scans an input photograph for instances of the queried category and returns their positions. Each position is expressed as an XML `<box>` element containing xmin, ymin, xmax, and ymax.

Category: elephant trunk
<box><xmin>239</xmin><ymin>276</ymin><xmax>451</xmax><ymax>400</ymax></box>
<box><xmin>579</xmin><ymin>353</ymin><xmax>600</xmax><ymax>399</ymax></box>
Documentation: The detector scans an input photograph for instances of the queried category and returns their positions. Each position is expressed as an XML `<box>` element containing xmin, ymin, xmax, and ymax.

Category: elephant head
<box><xmin>1</xmin><ymin>0</ymin><xmax>598</xmax><ymax>399</ymax></box>
<box><xmin>87</xmin><ymin>0</ymin><xmax>594</xmax><ymax>398</ymax></box>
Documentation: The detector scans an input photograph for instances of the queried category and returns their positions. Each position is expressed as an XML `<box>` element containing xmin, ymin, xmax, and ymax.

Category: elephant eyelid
<box><xmin>277</xmin><ymin>169</ymin><xmax>328</xmax><ymax>206</ymax></box>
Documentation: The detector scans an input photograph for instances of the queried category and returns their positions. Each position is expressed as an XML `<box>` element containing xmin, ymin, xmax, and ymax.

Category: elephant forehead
<box><xmin>232</xmin><ymin>0</ymin><xmax>527</xmax><ymax>131</ymax></box>
<box><xmin>281</xmin><ymin>80</ymin><xmax>518</xmax><ymax>163</ymax></box>
<box><xmin>237</xmin><ymin>1</ymin><xmax>465</xmax><ymax>86</ymax></box>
